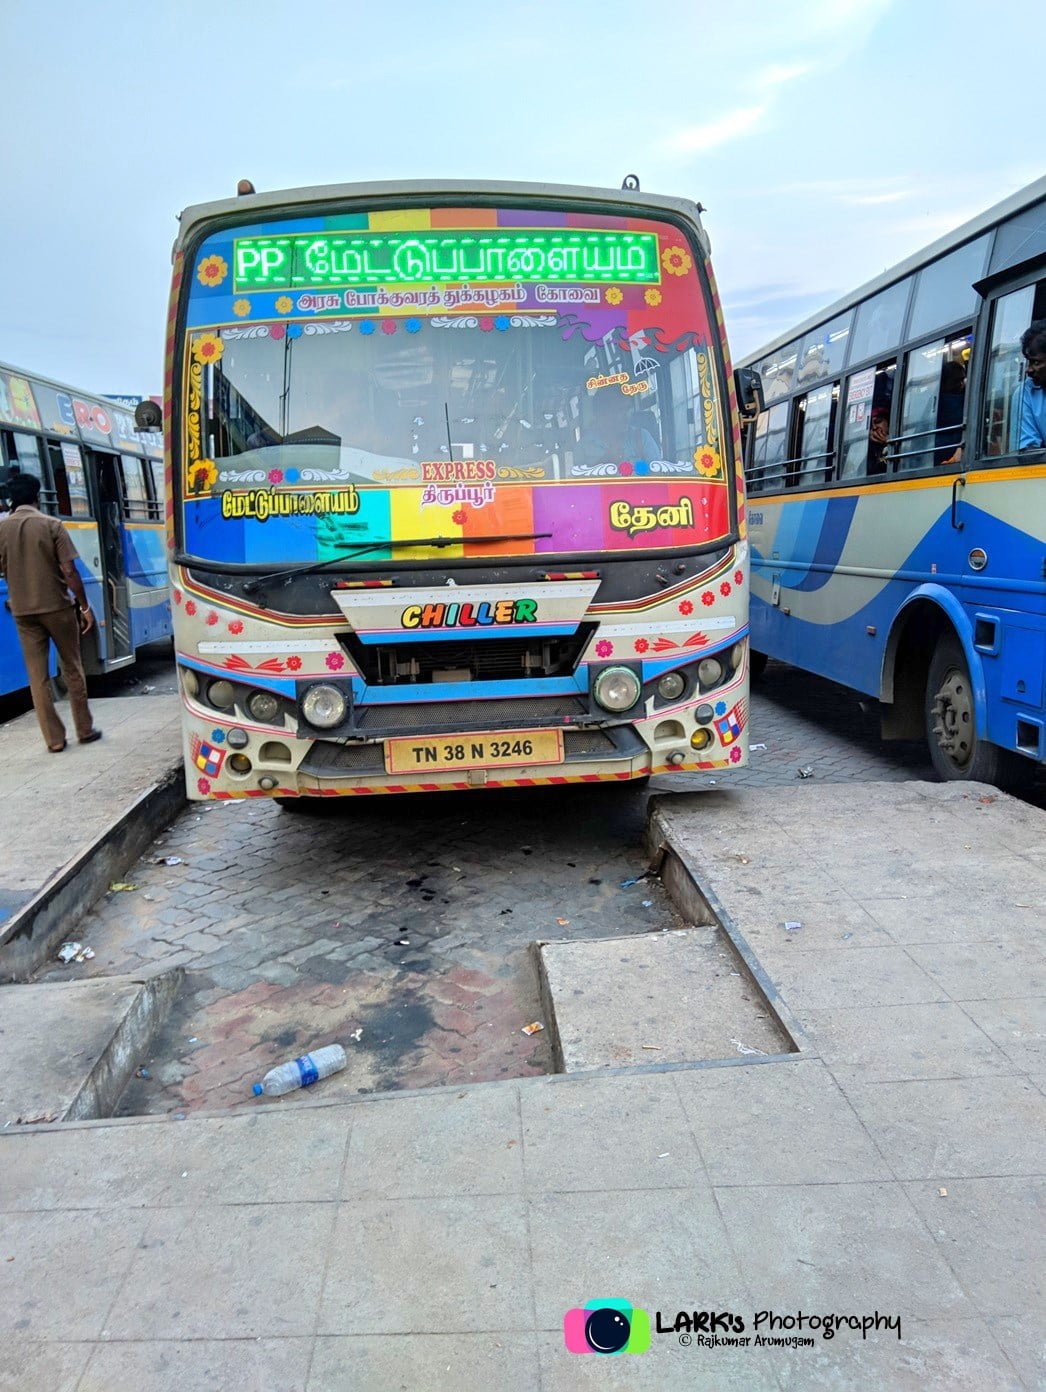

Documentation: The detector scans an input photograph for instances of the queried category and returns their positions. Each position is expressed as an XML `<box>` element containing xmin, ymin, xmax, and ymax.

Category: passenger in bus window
<box><xmin>867</xmin><ymin>408</ymin><xmax>890</xmax><ymax>475</ymax></box>
<box><xmin>935</xmin><ymin>359</ymin><xmax>967</xmax><ymax>466</ymax></box>
<box><xmin>1012</xmin><ymin>320</ymin><xmax>1046</xmax><ymax>450</ymax></box>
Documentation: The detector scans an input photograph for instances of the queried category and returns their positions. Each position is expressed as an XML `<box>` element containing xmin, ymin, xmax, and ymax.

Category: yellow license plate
<box><xmin>385</xmin><ymin>728</ymin><xmax>564</xmax><ymax>774</ymax></box>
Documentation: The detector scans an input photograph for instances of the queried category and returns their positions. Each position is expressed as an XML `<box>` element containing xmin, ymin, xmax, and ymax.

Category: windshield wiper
<box><xmin>241</xmin><ymin>532</ymin><xmax>553</xmax><ymax>599</ymax></box>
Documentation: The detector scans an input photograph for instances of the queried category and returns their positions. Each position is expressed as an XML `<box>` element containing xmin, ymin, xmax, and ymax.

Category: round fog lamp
<box><xmin>690</xmin><ymin>727</ymin><xmax>713</xmax><ymax>750</ymax></box>
<box><xmin>302</xmin><ymin>682</ymin><xmax>347</xmax><ymax>729</ymax></box>
<box><xmin>228</xmin><ymin>753</ymin><xmax>252</xmax><ymax>775</ymax></box>
<box><xmin>592</xmin><ymin>666</ymin><xmax>641</xmax><ymax>713</ymax></box>
<box><xmin>247</xmin><ymin>690</ymin><xmax>280</xmax><ymax>723</ymax></box>
<box><xmin>697</xmin><ymin>658</ymin><xmax>723</xmax><ymax>688</ymax></box>
<box><xmin>207</xmin><ymin>679</ymin><xmax>236</xmax><ymax>710</ymax></box>
<box><xmin>226</xmin><ymin>727</ymin><xmax>249</xmax><ymax>750</ymax></box>
<box><xmin>180</xmin><ymin>667</ymin><xmax>199</xmax><ymax>699</ymax></box>
<box><xmin>657</xmin><ymin>670</ymin><xmax>686</xmax><ymax>702</ymax></box>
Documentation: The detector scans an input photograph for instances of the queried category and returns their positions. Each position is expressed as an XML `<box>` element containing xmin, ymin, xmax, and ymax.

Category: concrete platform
<box><xmin>0</xmin><ymin>971</ymin><xmax>182</xmax><ymax>1126</ymax></box>
<box><xmin>538</xmin><ymin>926</ymin><xmax>791</xmax><ymax>1071</ymax></box>
<box><xmin>0</xmin><ymin>694</ymin><xmax>183</xmax><ymax>979</ymax></box>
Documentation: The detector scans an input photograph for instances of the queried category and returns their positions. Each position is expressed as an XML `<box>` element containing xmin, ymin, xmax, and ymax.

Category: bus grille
<box><xmin>355</xmin><ymin>696</ymin><xmax>588</xmax><ymax>732</ymax></box>
<box><xmin>340</xmin><ymin>626</ymin><xmax>595</xmax><ymax>685</ymax></box>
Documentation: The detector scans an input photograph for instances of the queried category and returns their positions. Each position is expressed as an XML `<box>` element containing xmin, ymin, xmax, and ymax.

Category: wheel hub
<box><xmin>931</xmin><ymin>667</ymin><xmax>973</xmax><ymax>766</ymax></box>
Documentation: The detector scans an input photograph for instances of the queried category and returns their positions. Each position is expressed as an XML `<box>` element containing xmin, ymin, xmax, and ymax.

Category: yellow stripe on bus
<box><xmin>750</xmin><ymin>462</ymin><xmax>1046</xmax><ymax>505</ymax></box>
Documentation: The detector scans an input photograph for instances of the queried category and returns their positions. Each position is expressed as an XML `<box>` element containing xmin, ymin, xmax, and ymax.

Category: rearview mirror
<box><xmin>734</xmin><ymin>367</ymin><xmax>765</xmax><ymax>420</ymax></box>
<box><xmin>134</xmin><ymin>400</ymin><xmax>163</xmax><ymax>432</ymax></box>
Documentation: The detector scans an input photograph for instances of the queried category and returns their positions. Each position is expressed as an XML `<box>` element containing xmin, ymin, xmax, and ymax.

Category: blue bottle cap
<box><xmin>252</xmin><ymin>1083</ymin><xmax>263</xmax><ymax>1096</ymax></box>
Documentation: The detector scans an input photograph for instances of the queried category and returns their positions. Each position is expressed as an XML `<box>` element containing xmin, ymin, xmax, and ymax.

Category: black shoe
<box><xmin>78</xmin><ymin>729</ymin><xmax>103</xmax><ymax>745</ymax></box>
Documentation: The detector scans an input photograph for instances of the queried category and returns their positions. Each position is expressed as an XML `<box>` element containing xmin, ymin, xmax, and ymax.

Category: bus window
<box><xmin>907</xmin><ymin>236</ymin><xmax>989</xmax><ymax>341</ymax></box>
<box><xmin>896</xmin><ymin>335</ymin><xmax>970</xmax><ymax>472</ymax></box>
<box><xmin>793</xmin><ymin>381</ymin><xmax>839</xmax><ymax>485</ymax></box>
<box><xmin>796</xmin><ymin>313</ymin><xmax>853</xmax><ymax>385</ymax></box>
<box><xmin>982</xmin><ymin>281</ymin><xmax>1046</xmax><ymax>456</ymax></box>
<box><xmin>849</xmin><ymin>280</ymin><xmax>912</xmax><ymax>366</ymax></box>
<box><xmin>749</xmin><ymin>401</ymin><xmax>789</xmax><ymax>492</ymax></box>
<box><xmin>46</xmin><ymin>440</ymin><xmax>91</xmax><ymax>517</ymax></box>
<box><xmin>2</xmin><ymin>431</ymin><xmax>53</xmax><ymax>509</ymax></box>
<box><xmin>758</xmin><ymin>345</ymin><xmax>799</xmax><ymax>403</ymax></box>
<box><xmin>119</xmin><ymin>455</ymin><xmax>151</xmax><ymax>519</ymax></box>
<box><xmin>838</xmin><ymin>361</ymin><xmax>895</xmax><ymax>479</ymax></box>
<box><xmin>148</xmin><ymin>459</ymin><xmax>165</xmax><ymax>517</ymax></box>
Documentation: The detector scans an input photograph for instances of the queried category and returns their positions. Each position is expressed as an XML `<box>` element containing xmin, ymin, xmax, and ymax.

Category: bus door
<box><xmin>91</xmin><ymin>452</ymin><xmax>133</xmax><ymax>666</ymax></box>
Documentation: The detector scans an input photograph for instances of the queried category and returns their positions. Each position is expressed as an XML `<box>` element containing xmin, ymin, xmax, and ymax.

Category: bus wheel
<box><xmin>925</xmin><ymin>636</ymin><xmax>1030</xmax><ymax>789</ymax></box>
<box><xmin>749</xmin><ymin>650</ymin><xmax>768</xmax><ymax>680</ymax></box>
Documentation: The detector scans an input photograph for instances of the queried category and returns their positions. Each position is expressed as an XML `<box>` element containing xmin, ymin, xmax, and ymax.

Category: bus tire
<box><xmin>925</xmin><ymin>636</ymin><xmax>1031</xmax><ymax>790</ymax></box>
<box><xmin>749</xmin><ymin>650</ymin><xmax>768</xmax><ymax>680</ymax></box>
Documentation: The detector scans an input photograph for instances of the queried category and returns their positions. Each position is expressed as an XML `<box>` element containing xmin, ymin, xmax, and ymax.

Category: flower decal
<box><xmin>644</xmin><ymin>288</ymin><xmax>662</xmax><ymax>307</ymax></box>
<box><xmin>286</xmin><ymin>656</ymin><xmax>302</xmax><ymax>671</ymax></box>
<box><xmin>184</xmin><ymin>600</ymin><xmax>197</xmax><ymax>617</ymax></box>
<box><xmin>678</xmin><ymin>599</ymin><xmax>694</xmax><ymax>616</ymax></box>
<box><xmin>267</xmin><ymin>468</ymin><xmax>284</xmax><ymax>485</ymax></box>
<box><xmin>595</xmin><ymin>639</ymin><xmax>614</xmax><ymax>658</ymax></box>
<box><xmin>494</xmin><ymin>315</ymin><xmax>510</xmax><ymax>331</ymax></box>
<box><xmin>197</xmin><ymin>777</ymin><xmax>211</xmax><ymax>795</ymax></box>
<box><xmin>191</xmin><ymin>334</ymin><xmax>224</xmax><ymax>366</ymax></box>
<box><xmin>662</xmin><ymin>246</ymin><xmax>693</xmax><ymax>277</ymax></box>
<box><xmin>720</xmin><ymin>581</ymin><xmax>732</xmax><ymax>597</ymax></box>
<box><xmin>269</xmin><ymin>323</ymin><xmax>286</xmax><ymax>341</ymax></box>
<box><xmin>618</xmin><ymin>462</ymin><xmax>633</xmax><ymax>477</ymax></box>
<box><xmin>695</xmin><ymin>448</ymin><xmax>722</xmax><ymax>478</ymax></box>
<box><xmin>285</xmin><ymin>469</ymin><xmax>300</xmax><ymax>483</ymax></box>
<box><xmin>605</xmin><ymin>287</ymin><xmax>623</xmax><ymax>306</ymax></box>
<box><xmin>205</xmin><ymin>611</ymin><xmax>219</xmax><ymax>626</ymax></box>
<box><xmin>452</xmin><ymin>509</ymin><xmax>466</xmax><ymax>526</ymax></box>
<box><xmin>634</xmin><ymin>638</ymin><xmax>649</xmax><ymax>654</ymax></box>
<box><xmin>734</xmin><ymin>569</ymin><xmax>743</xmax><ymax>585</ymax></box>
<box><xmin>172</xmin><ymin>588</ymin><xmax>182</xmax><ymax>606</ymax></box>
<box><xmin>326</xmin><ymin>652</ymin><xmax>345</xmax><ymax>671</ymax></box>
<box><xmin>275</xmin><ymin>296</ymin><xmax>293</xmax><ymax>314</ymax></box>
<box><xmin>187</xmin><ymin>459</ymin><xmax>218</xmax><ymax>494</ymax></box>
<box><xmin>228</xmin><ymin>620</ymin><xmax>244</xmax><ymax>635</ymax></box>
<box><xmin>405</xmin><ymin>317</ymin><xmax>422</xmax><ymax>334</ymax></box>
<box><xmin>381</xmin><ymin>320</ymin><xmax>397</xmax><ymax>335</ymax></box>
<box><xmin>359</xmin><ymin>320</ymin><xmax>375</xmax><ymax>335</ymax></box>
<box><xmin>729</xmin><ymin>746</ymin><xmax>742</xmax><ymax>763</ymax></box>
<box><xmin>714</xmin><ymin>700</ymin><xmax>727</xmax><ymax>716</ymax></box>
<box><xmin>196</xmin><ymin>255</ymin><xmax>228</xmax><ymax>288</ymax></box>
<box><xmin>701</xmin><ymin>591</ymin><xmax>715</xmax><ymax>607</ymax></box>
<box><xmin>232</xmin><ymin>298</ymin><xmax>252</xmax><ymax>318</ymax></box>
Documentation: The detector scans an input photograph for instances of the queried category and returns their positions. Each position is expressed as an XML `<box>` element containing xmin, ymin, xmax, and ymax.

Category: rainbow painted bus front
<box><xmin>165</xmin><ymin>181</ymin><xmax>750</xmax><ymax>801</ymax></box>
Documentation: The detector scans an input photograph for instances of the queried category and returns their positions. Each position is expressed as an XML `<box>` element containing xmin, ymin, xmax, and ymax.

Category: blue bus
<box><xmin>740</xmin><ymin>177</ymin><xmax>1046</xmax><ymax>788</ymax></box>
<box><xmin>0</xmin><ymin>363</ymin><xmax>171</xmax><ymax>695</ymax></box>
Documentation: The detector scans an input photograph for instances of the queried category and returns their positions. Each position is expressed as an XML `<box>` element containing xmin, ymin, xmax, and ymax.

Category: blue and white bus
<box><xmin>0</xmin><ymin>363</ymin><xmax>171</xmax><ymax>696</ymax></box>
<box><xmin>740</xmin><ymin>177</ymin><xmax>1046</xmax><ymax>788</ymax></box>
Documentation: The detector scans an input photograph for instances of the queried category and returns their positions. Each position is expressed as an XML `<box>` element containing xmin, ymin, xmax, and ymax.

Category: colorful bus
<box><xmin>741</xmin><ymin>176</ymin><xmax>1046</xmax><ymax>787</ymax></box>
<box><xmin>162</xmin><ymin>179</ymin><xmax>750</xmax><ymax>801</ymax></box>
<box><xmin>0</xmin><ymin>364</ymin><xmax>170</xmax><ymax>696</ymax></box>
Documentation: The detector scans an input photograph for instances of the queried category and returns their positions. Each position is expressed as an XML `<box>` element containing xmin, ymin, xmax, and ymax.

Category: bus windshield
<box><xmin>180</xmin><ymin>204</ymin><xmax>732</xmax><ymax>566</ymax></box>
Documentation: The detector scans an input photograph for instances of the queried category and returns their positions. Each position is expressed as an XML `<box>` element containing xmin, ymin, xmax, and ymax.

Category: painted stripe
<box><xmin>755</xmin><ymin>462</ymin><xmax>1046</xmax><ymax>506</ymax></box>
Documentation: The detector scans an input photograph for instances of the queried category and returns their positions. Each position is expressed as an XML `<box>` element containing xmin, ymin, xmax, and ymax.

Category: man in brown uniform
<box><xmin>0</xmin><ymin>473</ymin><xmax>101</xmax><ymax>752</ymax></box>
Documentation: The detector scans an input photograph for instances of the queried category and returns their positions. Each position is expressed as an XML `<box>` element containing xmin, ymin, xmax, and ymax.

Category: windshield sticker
<box><xmin>401</xmin><ymin>598</ymin><xmax>539</xmax><ymax>630</ymax></box>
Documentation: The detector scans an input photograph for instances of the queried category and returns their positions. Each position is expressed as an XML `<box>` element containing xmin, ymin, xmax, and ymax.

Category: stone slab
<box><xmin>0</xmin><ymin>971</ymin><xmax>181</xmax><ymax>1125</ymax></box>
<box><xmin>538</xmin><ymin>926</ymin><xmax>789</xmax><ymax>1071</ymax></box>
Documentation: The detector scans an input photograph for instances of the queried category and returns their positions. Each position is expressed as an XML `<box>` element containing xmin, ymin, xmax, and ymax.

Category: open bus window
<box><xmin>748</xmin><ymin>401</ymin><xmax>788</xmax><ymax>493</ymax></box>
<box><xmin>147</xmin><ymin>459</ymin><xmax>164</xmax><ymax>518</ymax></box>
<box><xmin>896</xmin><ymin>334</ymin><xmax>971</xmax><ymax>472</ymax></box>
<box><xmin>982</xmin><ymin>281</ymin><xmax>1046</xmax><ymax>456</ymax></box>
<box><xmin>46</xmin><ymin>440</ymin><xmax>91</xmax><ymax>518</ymax></box>
<box><xmin>838</xmin><ymin>362</ymin><xmax>895</xmax><ymax>480</ymax></box>
<box><xmin>791</xmin><ymin>380</ymin><xmax>839</xmax><ymax>486</ymax></box>
<box><xmin>1</xmin><ymin>432</ymin><xmax>52</xmax><ymax>511</ymax></box>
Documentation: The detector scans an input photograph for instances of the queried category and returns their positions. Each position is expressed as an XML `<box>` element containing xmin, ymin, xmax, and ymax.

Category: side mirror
<box><xmin>734</xmin><ymin>367</ymin><xmax>765</xmax><ymax>420</ymax></box>
<box><xmin>134</xmin><ymin>400</ymin><xmax>163</xmax><ymax>432</ymax></box>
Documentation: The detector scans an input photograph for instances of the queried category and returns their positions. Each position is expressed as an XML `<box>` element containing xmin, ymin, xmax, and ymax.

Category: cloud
<box><xmin>663</xmin><ymin>106</ymin><xmax>767</xmax><ymax>155</ymax></box>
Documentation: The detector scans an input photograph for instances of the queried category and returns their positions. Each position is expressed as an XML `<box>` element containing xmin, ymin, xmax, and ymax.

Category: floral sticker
<box><xmin>695</xmin><ymin>447</ymin><xmax>723</xmax><ymax>479</ymax></box>
<box><xmin>286</xmin><ymin>656</ymin><xmax>302</xmax><ymax>671</ymax></box>
<box><xmin>232</xmin><ymin>298</ymin><xmax>251</xmax><ymax>318</ymax></box>
<box><xmin>595</xmin><ymin>639</ymin><xmax>614</xmax><ymax>658</ymax></box>
<box><xmin>228</xmin><ymin>620</ymin><xmax>244</xmax><ymax>635</ymax></box>
<box><xmin>186</xmin><ymin>459</ymin><xmax>218</xmax><ymax>494</ymax></box>
<box><xmin>269</xmin><ymin>323</ymin><xmax>286</xmax><ymax>341</ymax></box>
<box><xmin>267</xmin><ymin>468</ymin><xmax>284</xmax><ymax>485</ymax></box>
<box><xmin>644</xmin><ymin>288</ymin><xmax>662</xmax><ymax>307</ymax></box>
<box><xmin>197</xmin><ymin>777</ymin><xmax>211</xmax><ymax>795</ymax></box>
<box><xmin>605</xmin><ymin>287</ymin><xmax>623</xmax><ymax>306</ymax></box>
<box><xmin>452</xmin><ymin>509</ymin><xmax>466</xmax><ymax>526</ymax></box>
<box><xmin>191</xmin><ymin>334</ymin><xmax>224</xmax><ymax>366</ymax></box>
<box><xmin>184</xmin><ymin>600</ymin><xmax>197</xmax><ymax>617</ymax></box>
<box><xmin>734</xmin><ymin>569</ymin><xmax>743</xmax><ymax>585</ymax></box>
<box><xmin>275</xmin><ymin>296</ymin><xmax>293</xmax><ymax>314</ymax></box>
<box><xmin>205</xmin><ymin>611</ymin><xmax>219</xmax><ymax>626</ymax></box>
<box><xmin>729</xmin><ymin>746</ymin><xmax>742</xmax><ymax>763</ymax></box>
<box><xmin>719</xmin><ymin>581</ymin><xmax>732</xmax><ymax>597</ymax></box>
<box><xmin>326</xmin><ymin>652</ymin><xmax>345</xmax><ymax>671</ymax></box>
<box><xmin>662</xmin><ymin>246</ymin><xmax>693</xmax><ymax>277</ymax></box>
<box><xmin>633</xmin><ymin>638</ymin><xmax>649</xmax><ymax>654</ymax></box>
<box><xmin>196</xmin><ymin>255</ymin><xmax>228</xmax><ymax>288</ymax></box>
<box><xmin>678</xmin><ymin>599</ymin><xmax>694</xmax><ymax>616</ymax></box>
<box><xmin>701</xmin><ymin>591</ymin><xmax>715</xmax><ymax>607</ymax></box>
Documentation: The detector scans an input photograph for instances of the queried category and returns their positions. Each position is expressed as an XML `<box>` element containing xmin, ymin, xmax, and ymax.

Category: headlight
<box><xmin>691</xmin><ymin>727</ymin><xmax>713</xmax><ymax>750</ymax></box>
<box><xmin>657</xmin><ymin>671</ymin><xmax>686</xmax><ymax>701</ymax></box>
<box><xmin>247</xmin><ymin>690</ymin><xmax>280</xmax><ymax>723</ymax></box>
<box><xmin>593</xmin><ymin>666</ymin><xmax>641</xmax><ymax>712</ymax></box>
<box><xmin>301</xmin><ymin>683</ymin><xmax>347</xmax><ymax>729</ymax></box>
<box><xmin>697</xmin><ymin>658</ymin><xmax>723</xmax><ymax>688</ymax></box>
<box><xmin>181</xmin><ymin>667</ymin><xmax>199</xmax><ymax>699</ymax></box>
<box><xmin>207</xmin><ymin>679</ymin><xmax>236</xmax><ymax>709</ymax></box>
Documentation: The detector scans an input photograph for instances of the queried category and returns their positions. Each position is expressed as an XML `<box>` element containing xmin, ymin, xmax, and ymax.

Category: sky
<box><xmin>2</xmin><ymin>0</ymin><xmax>1041</xmax><ymax>396</ymax></box>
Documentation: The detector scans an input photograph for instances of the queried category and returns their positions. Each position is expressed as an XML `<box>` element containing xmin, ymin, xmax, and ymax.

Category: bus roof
<box><xmin>737</xmin><ymin>173</ymin><xmax>1046</xmax><ymax>369</ymax></box>
<box><xmin>173</xmin><ymin>178</ymin><xmax>711</xmax><ymax>254</ymax></box>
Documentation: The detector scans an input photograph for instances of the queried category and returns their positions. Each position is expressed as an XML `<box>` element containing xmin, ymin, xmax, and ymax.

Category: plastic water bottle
<box><xmin>252</xmin><ymin>1044</ymin><xmax>347</xmax><ymax>1097</ymax></box>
